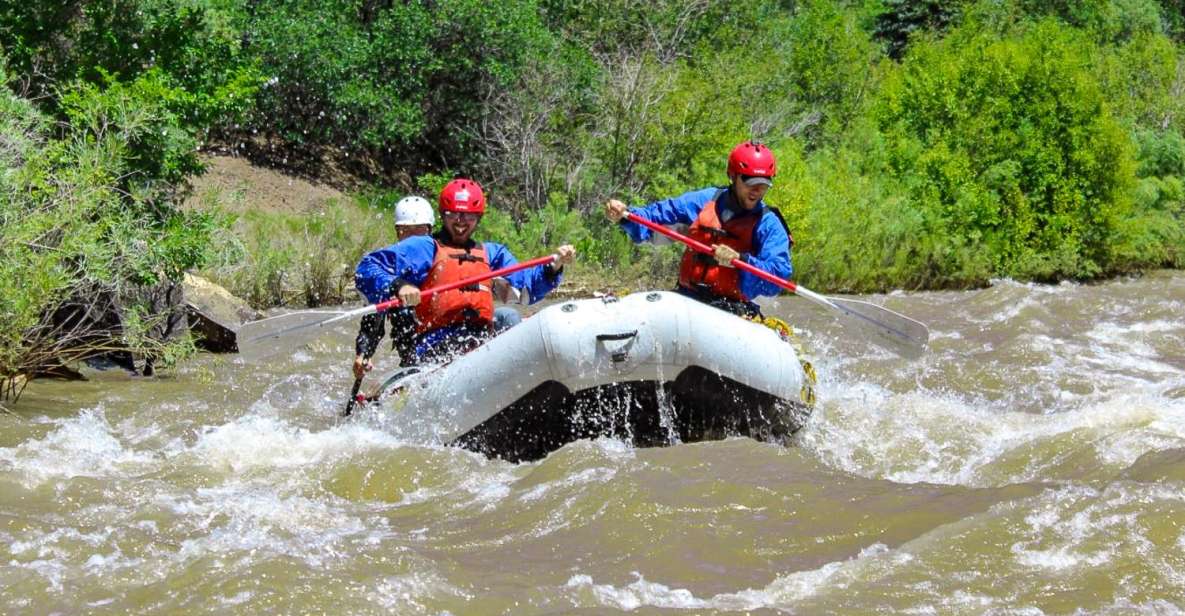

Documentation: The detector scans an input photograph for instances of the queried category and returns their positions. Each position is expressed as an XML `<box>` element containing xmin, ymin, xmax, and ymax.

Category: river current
<box><xmin>3</xmin><ymin>272</ymin><xmax>1184</xmax><ymax>613</ymax></box>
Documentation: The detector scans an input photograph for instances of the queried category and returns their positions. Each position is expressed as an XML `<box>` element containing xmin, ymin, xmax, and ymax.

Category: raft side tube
<box><xmin>387</xmin><ymin>291</ymin><xmax>807</xmax><ymax>445</ymax></box>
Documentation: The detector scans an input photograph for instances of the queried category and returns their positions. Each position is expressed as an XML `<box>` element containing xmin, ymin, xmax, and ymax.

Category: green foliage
<box><xmin>1017</xmin><ymin>0</ymin><xmax>1164</xmax><ymax>43</ymax></box>
<box><xmin>0</xmin><ymin>57</ymin><xmax>226</xmax><ymax>381</ymax></box>
<box><xmin>0</xmin><ymin>0</ymin><xmax>261</xmax><ymax>133</ymax></box>
<box><xmin>874</xmin><ymin>19</ymin><xmax>1138</xmax><ymax>282</ymax></box>
<box><xmin>415</xmin><ymin>172</ymin><xmax>455</xmax><ymax>202</ymax></box>
<box><xmin>779</xmin><ymin>0</ymin><xmax>880</xmax><ymax>145</ymax></box>
<box><xmin>873</xmin><ymin>0</ymin><xmax>971</xmax><ymax>59</ymax></box>
<box><xmin>1162</xmin><ymin>0</ymin><xmax>1185</xmax><ymax>40</ymax></box>
<box><xmin>1118</xmin><ymin>128</ymin><xmax>1185</xmax><ymax>267</ymax></box>
<box><xmin>58</xmin><ymin>71</ymin><xmax>203</xmax><ymax>196</ymax></box>
<box><xmin>1095</xmin><ymin>32</ymin><xmax>1185</xmax><ymax>135</ymax></box>
<box><xmin>1134</xmin><ymin>129</ymin><xmax>1185</xmax><ymax>178</ymax></box>
<box><xmin>243</xmin><ymin>0</ymin><xmax>552</xmax><ymax>170</ymax></box>
<box><xmin>537</xmin><ymin>0</ymin><xmax>774</xmax><ymax>59</ymax></box>
<box><xmin>482</xmin><ymin>193</ymin><xmax>590</xmax><ymax>259</ymax></box>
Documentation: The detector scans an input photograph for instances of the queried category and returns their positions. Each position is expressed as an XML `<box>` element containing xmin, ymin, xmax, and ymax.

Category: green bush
<box><xmin>874</xmin><ymin>18</ymin><xmax>1138</xmax><ymax>282</ymax></box>
<box><xmin>779</xmin><ymin>0</ymin><xmax>880</xmax><ymax>145</ymax></box>
<box><xmin>1017</xmin><ymin>0</ymin><xmax>1164</xmax><ymax>43</ymax></box>
<box><xmin>0</xmin><ymin>59</ymin><xmax>224</xmax><ymax>385</ymax></box>
<box><xmin>0</xmin><ymin>0</ymin><xmax>260</xmax><ymax>134</ymax></box>
<box><xmin>243</xmin><ymin>0</ymin><xmax>552</xmax><ymax>171</ymax></box>
<box><xmin>1096</xmin><ymin>32</ymin><xmax>1185</xmax><ymax>136</ymax></box>
<box><xmin>537</xmin><ymin>0</ymin><xmax>773</xmax><ymax>59</ymax></box>
<box><xmin>873</xmin><ymin>0</ymin><xmax>971</xmax><ymax>59</ymax></box>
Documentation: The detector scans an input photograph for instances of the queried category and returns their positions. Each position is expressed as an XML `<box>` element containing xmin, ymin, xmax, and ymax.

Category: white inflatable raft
<box><xmin>374</xmin><ymin>291</ymin><xmax>816</xmax><ymax>461</ymax></box>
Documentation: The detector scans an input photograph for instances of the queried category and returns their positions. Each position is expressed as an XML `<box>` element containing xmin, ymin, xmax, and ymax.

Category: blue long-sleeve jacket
<box><xmin>619</xmin><ymin>186</ymin><xmax>793</xmax><ymax>300</ymax></box>
<box><xmin>354</xmin><ymin>234</ymin><xmax>562</xmax><ymax>306</ymax></box>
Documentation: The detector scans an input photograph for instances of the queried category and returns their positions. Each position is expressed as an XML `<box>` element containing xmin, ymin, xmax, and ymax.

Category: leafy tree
<box><xmin>1160</xmin><ymin>0</ymin><xmax>1185</xmax><ymax>40</ymax></box>
<box><xmin>873</xmin><ymin>0</ymin><xmax>971</xmax><ymax>59</ymax></box>
<box><xmin>779</xmin><ymin>0</ymin><xmax>880</xmax><ymax>145</ymax></box>
<box><xmin>0</xmin><ymin>0</ymin><xmax>259</xmax><ymax>134</ymax></box>
<box><xmin>1</xmin><ymin>58</ymin><xmax>224</xmax><ymax>390</ymax></box>
<box><xmin>875</xmin><ymin>19</ymin><xmax>1138</xmax><ymax>281</ymax></box>
<box><xmin>242</xmin><ymin>0</ymin><xmax>552</xmax><ymax>174</ymax></box>
<box><xmin>1015</xmin><ymin>0</ymin><xmax>1164</xmax><ymax>43</ymax></box>
<box><xmin>537</xmin><ymin>0</ymin><xmax>775</xmax><ymax>62</ymax></box>
<box><xmin>1095</xmin><ymin>32</ymin><xmax>1185</xmax><ymax>135</ymax></box>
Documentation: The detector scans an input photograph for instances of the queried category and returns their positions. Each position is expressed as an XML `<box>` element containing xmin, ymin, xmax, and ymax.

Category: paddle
<box><xmin>343</xmin><ymin>375</ymin><xmax>365</xmax><ymax>417</ymax></box>
<box><xmin>623</xmin><ymin>212</ymin><xmax>930</xmax><ymax>358</ymax></box>
<box><xmin>236</xmin><ymin>254</ymin><xmax>559</xmax><ymax>362</ymax></box>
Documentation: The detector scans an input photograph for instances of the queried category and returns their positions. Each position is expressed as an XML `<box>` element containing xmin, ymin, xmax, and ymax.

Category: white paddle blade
<box><xmin>829</xmin><ymin>297</ymin><xmax>930</xmax><ymax>359</ymax></box>
<box><xmin>236</xmin><ymin>310</ymin><xmax>348</xmax><ymax>361</ymax></box>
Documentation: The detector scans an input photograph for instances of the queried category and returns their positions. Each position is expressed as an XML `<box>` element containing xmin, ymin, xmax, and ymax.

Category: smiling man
<box><xmin>604</xmin><ymin>141</ymin><xmax>793</xmax><ymax>317</ymax></box>
<box><xmin>356</xmin><ymin>178</ymin><xmax>575</xmax><ymax>364</ymax></box>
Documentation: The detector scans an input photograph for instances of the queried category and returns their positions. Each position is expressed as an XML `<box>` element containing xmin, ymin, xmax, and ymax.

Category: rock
<box><xmin>182</xmin><ymin>273</ymin><xmax>260</xmax><ymax>353</ymax></box>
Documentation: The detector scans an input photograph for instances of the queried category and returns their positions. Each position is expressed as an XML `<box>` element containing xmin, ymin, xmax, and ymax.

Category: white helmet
<box><xmin>394</xmin><ymin>196</ymin><xmax>435</xmax><ymax>226</ymax></box>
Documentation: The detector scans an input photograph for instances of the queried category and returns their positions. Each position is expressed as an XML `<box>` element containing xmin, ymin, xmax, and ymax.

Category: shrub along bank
<box><xmin>0</xmin><ymin>64</ymin><xmax>224</xmax><ymax>397</ymax></box>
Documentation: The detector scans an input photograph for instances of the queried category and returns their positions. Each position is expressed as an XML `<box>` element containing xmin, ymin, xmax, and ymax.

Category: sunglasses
<box><xmin>443</xmin><ymin>211</ymin><xmax>480</xmax><ymax>222</ymax></box>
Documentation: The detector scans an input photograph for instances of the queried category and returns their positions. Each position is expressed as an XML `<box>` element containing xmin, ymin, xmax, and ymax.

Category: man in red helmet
<box><xmin>604</xmin><ymin>141</ymin><xmax>793</xmax><ymax>316</ymax></box>
<box><xmin>356</xmin><ymin>178</ymin><xmax>576</xmax><ymax>364</ymax></box>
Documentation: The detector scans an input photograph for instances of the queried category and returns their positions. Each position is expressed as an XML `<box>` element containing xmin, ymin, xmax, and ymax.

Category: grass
<box><xmin>193</xmin><ymin>169</ymin><xmax>687</xmax><ymax>308</ymax></box>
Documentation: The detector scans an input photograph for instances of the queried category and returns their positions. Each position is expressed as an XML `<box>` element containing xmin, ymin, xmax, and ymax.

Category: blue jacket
<box><xmin>354</xmin><ymin>234</ymin><xmax>562</xmax><ymax>306</ymax></box>
<box><xmin>619</xmin><ymin>187</ymin><xmax>793</xmax><ymax>300</ymax></box>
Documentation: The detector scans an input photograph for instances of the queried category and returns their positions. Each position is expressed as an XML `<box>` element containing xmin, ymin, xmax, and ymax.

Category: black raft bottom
<box><xmin>450</xmin><ymin>366</ymin><xmax>812</xmax><ymax>463</ymax></box>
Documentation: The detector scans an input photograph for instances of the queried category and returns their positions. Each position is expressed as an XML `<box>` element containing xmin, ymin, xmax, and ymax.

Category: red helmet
<box><xmin>439</xmin><ymin>178</ymin><xmax>486</xmax><ymax>214</ymax></box>
<box><xmin>727</xmin><ymin>141</ymin><xmax>777</xmax><ymax>180</ymax></box>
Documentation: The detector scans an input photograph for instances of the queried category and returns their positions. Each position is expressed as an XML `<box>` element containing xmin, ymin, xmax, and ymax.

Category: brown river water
<box><xmin>3</xmin><ymin>272</ymin><xmax>1185</xmax><ymax>614</ymax></box>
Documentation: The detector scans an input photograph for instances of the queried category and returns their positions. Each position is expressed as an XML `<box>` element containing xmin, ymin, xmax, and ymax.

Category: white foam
<box><xmin>802</xmin><ymin>381</ymin><xmax>1185</xmax><ymax>486</ymax></box>
<box><xmin>566</xmin><ymin>572</ymin><xmax>712</xmax><ymax>610</ymax></box>
<box><xmin>565</xmin><ymin>544</ymin><xmax>897</xmax><ymax>612</ymax></box>
<box><xmin>159</xmin><ymin>487</ymin><xmax>367</xmax><ymax>566</ymax></box>
<box><xmin>368</xmin><ymin>570</ymin><xmax>471</xmax><ymax>611</ymax></box>
<box><xmin>0</xmin><ymin>408</ymin><xmax>153</xmax><ymax>488</ymax></box>
<box><xmin>82</xmin><ymin>548</ymin><xmax>143</xmax><ymax>574</ymax></box>
<box><xmin>219</xmin><ymin>591</ymin><xmax>253</xmax><ymax>607</ymax></box>
<box><xmin>518</xmin><ymin>467</ymin><xmax>617</xmax><ymax>502</ymax></box>
<box><xmin>188</xmin><ymin>414</ymin><xmax>403</xmax><ymax>473</ymax></box>
<box><xmin>1007</xmin><ymin>484</ymin><xmax>1179</xmax><ymax>581</ymax></box>
<box><xmin>13</xmin><ymin>559</ymin><xmax>69</xmax><ymax>593</ymax></box>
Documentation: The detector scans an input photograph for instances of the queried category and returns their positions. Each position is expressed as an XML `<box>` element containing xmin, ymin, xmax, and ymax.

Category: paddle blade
<box><xmin>828</xmin><ymin>297</ymin><xmax>930</xmax><ymax>358</ymax></box>
<box><xmin>237</xmin><ymin>310</ymin><xmax>348</xmax><ymax>361</ymax></box>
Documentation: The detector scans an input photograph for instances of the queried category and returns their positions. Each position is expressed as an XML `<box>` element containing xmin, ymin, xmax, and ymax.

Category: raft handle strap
<box><xmin>596</xmin><ymin>331</ymin><xmax>638</xmax><ymax>341</ymax></box>
<box><xmin>597</xmin><ymin>330</ymin><xmax>638</xmax><ymax>363</ymax></box>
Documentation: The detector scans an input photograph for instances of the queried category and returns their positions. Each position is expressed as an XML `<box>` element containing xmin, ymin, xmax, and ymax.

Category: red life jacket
<box><xmin>415</xmin><ymin>240</ymin><xmax>495</xmax><ymax>333</ymax></box>
<box><xmin>677</xmin><ymin>191</ymin><xmax>760</xmax><ymax>302</ymax></box>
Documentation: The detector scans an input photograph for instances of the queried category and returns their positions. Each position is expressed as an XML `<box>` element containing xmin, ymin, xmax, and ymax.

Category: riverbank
<box><xmin>187</xmin><ymin>154</ymin><xmax>677</xmax><ymax>311</ymax></box>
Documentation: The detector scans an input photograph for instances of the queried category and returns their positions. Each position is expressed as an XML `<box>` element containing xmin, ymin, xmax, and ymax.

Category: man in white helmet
<box><xmin>353</xmin><ymin>196</ymin><xmax>436</xmax><ymax>378</ymax></box>
<box><xmin>392</xmin><ymin>195</ymin><xmax>435</xmax><ymax>240</ymax></box>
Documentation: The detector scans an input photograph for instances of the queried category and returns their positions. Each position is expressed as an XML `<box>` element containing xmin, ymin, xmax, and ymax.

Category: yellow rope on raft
<box><xmin>746</xmin><ymin>314</ymin><xmax>818</xmax><ymax>406</ymax></box>
<box><xmin>746</xmin><ymin>315</ymin><xmax>795</xmax><ymax>342</ymax></box>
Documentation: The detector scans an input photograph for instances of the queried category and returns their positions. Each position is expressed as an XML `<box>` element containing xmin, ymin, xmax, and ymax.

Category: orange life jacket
<box><xmin>677</xmin><ymin>191</ymin><xmax>760</xmax><ymax>302</ymax></box>
<box><xmin>415</xmin><ymin>240</ymin><xmax>495</xmax><ymax>333</ymax></box>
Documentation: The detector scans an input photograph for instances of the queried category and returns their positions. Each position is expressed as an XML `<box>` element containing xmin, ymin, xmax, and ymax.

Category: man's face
<box><xmin>731</xmin><ymin>174</ymin><xmax>770</xmax><ymax>210</ymax></box>
<box><xmin>396</xmin><ymin>224</ymin><xmax>431</xmax><ymax>241</ymax></box>
<box><xmin>443</xmin><ymin>211</ymin><xmax>480</xmax><ymax>243</ymax></box>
